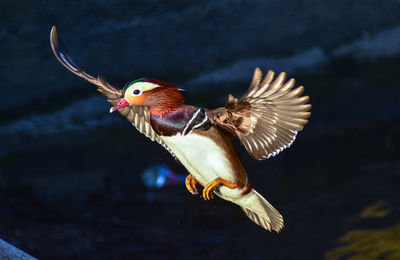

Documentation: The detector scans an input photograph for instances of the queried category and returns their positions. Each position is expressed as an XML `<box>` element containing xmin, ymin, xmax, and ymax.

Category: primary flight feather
<box><xmin>50</xmin><ymin>26</ymin><xmax>311</xmax><ymax>232</ymax></box>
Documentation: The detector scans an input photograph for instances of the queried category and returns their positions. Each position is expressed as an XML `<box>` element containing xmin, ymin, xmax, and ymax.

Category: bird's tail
<box><xmin>231</xmin><ymin>188</ymin><xmax>284</xmax><ymax>232</ymax></box>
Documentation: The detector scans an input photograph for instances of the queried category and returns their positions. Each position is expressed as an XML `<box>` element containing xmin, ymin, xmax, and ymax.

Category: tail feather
<box><xmin>236</xmin><ymin>189</ymin><xmax>284</xmax><ymax>232</ymax></box>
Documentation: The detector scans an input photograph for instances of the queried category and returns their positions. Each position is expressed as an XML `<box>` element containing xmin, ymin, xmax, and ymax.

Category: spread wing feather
<box><xmin>50</xmin><ymin>26</ymin><xmax>172</xmax><ymax>152</ymax></box>
<box><xmin>207</xmin><ymin>68</ymin><xmax>311</xmax><ymax>160</ymax></box>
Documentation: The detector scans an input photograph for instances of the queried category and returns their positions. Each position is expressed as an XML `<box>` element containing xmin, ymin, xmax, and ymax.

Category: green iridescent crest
<box><xmin>123</xmin><ymin>78</ymin><xmax>147</xmax><ymax>92</ymax></box>
<box><xmin>128</xmin><ymin>78</ymin><xmax>147</xmax><ymax>87</ymax></box>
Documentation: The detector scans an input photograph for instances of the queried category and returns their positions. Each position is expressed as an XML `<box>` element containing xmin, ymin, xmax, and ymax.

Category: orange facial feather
<box><xmin>147</xmin><ymin>87</ymin><xmax>184</xmax><ymax>117</ymax></box>
<box><xmin>125</xmin><ymin>93</ymin><xmax>146</xmax><ymax>106</ymax></box>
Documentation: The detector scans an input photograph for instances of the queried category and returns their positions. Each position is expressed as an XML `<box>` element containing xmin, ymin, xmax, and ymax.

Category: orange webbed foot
<box><xmin>202</xmin><ymin>178</ymin><xmax>237</xmax><ymax>200</ymax></box>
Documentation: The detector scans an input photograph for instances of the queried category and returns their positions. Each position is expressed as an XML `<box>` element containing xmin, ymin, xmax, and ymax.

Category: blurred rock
<box><xmin>0</xmin><ymin>238</ymin><xmax>37</xmax><ymax>260</ymax></box>
<box><xmin>187</xmin><ymin>48</ymin><xmax>329</xmax><ymax>87</ymax></box>
<box><xmin>0</xmin><ymin>96</ymin><xmax>119</xmax><ymax>157</ymax></box>
<box><xmin>2</xmin><ymin>0</ymin><xmax>400</xmax><ymax>119</ymax></box>
<box><xmin>333</xmin><ymin>24</ymin><xmax>400</xmax><ymax>59</ymax></box>
<box><xmin>2</xmin><ymin>2</ymin><xmax>400</xmax><ymax>259</ymax></box>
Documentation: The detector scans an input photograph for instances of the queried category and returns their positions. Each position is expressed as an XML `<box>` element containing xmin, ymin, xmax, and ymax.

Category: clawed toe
<box><xmin>202</xmin><ymin>178</ymin><xmax>237</xmax><ymax>200</ymax></box>
<box><xmin>186</xmin><ymin>176</ymin><xmax>237</xmax><ymax>200</ymax></box>
<box><xmin>185</xmin><ymin>174</ymin><xmax>203</xmax><ymax>195</ymax></box>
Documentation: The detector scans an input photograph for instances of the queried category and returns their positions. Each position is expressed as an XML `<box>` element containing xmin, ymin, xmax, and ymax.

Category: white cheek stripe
<box><xmin>131</xmin><ymin>82</ymin><xmax>160</xmax><ymax>92</ymax></box>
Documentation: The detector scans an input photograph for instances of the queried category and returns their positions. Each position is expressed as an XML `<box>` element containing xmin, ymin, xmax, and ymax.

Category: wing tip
<box><xmin>277</xmin><ymin>71</ymin><xmax>287</xmax><ymax>79</ymax></box>
<box><xmin>50</xmin><ymin>25</ymin><xmax>59</xmax><ymax>52</ymax></box>
<box><xmin>50</xmin><ymin>25</ymin><xmax>57</xmax><ymax>38</ymax></box>
<box><xmin>266</xmin><ymin>69</ymin><xmax>275</xmax><ymax>76</ymax></box>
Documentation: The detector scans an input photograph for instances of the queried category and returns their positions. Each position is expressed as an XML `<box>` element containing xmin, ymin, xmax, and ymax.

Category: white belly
<box><xmin>160</xmin><ymin>133</ymin><xmax>236</xmax><ymax>186</ymax></box>
<box><xmin>161</xmin><ymin>132</ymin><xmax>283</xmax><ymax>232</ymax></box>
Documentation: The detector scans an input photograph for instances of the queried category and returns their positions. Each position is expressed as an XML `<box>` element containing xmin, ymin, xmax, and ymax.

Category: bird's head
<box><xmin>110</xmin><ymin>78</ymin><xmax>185</xmax><ymax>117</ymax></box>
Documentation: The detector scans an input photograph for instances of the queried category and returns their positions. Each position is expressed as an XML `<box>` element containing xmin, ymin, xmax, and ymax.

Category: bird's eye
<box><xmin>132</xmin><ymin>89</ymin><xmax>141</xmax><ymax>95</ymax></box>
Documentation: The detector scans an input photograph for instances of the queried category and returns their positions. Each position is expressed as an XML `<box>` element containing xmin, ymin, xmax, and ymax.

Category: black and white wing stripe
<box><xmin>181</xmin><ymin>108</ymin><xmax>211</xmax><ymax>136</ymax></box>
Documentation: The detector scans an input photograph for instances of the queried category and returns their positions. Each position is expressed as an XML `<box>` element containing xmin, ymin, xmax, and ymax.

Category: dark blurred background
<box><xmin>1</xmin><ymin>0</ymin><xmax>400</xmax><ymax>259</ymax></box>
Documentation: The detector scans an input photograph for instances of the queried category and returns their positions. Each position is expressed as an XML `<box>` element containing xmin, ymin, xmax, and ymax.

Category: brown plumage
<box><xmin>51</xmin><ymin>26</ymin><xmax>310</xmax><ymax>160</ymax></box>
<box><xmin>50</xmin><ymin>26</ymin><xmax>161</xmax><ymax>142</ymax></box>
<box><xmin>50</xmin><ymin>26</ymin><xmax>311</xmax><ymax>233</ymax></box>
<box><xmin>145</xmin><ymin>87</ymin><xmax>185</xmax><ymax>117</ymax></box>
<box><xmin>207</xmin><ymin>68</ymin><xmax>311</xmax><ymax>160</ymax></box>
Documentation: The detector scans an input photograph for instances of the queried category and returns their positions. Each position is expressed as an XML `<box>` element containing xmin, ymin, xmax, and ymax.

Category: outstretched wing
<box><xmin>49</xmin><ymin>26</ymin><xmax>158</xmax><ymax>142</ymax></box>
<box><xmin>207</xmin><ymin>68</ymin><xmax>311</xmax><ymax>160</ymax></box>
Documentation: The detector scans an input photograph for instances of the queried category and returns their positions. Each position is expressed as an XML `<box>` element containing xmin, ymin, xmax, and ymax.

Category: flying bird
<box><xmin>50</xmin><ymin>26</ymin><xmax>311</xmax><ymax>232</ymax></box>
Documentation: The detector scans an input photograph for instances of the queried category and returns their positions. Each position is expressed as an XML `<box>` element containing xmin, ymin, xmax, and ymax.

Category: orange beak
<box><xmin>109</xmin><ymin>98</ymin><xmax>130</xmax><ymax>113</ymax></box>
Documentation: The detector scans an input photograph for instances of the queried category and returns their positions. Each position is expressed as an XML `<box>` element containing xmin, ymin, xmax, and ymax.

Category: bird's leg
<box><xmin>203</xmin><ymin>178</ymin><xmax>237</xmax><ymax>200</ymax></box>
<box><xmin>185</xmin><ymin>174</ymin><xmax>204</xmax><ymax>195</ymax></box>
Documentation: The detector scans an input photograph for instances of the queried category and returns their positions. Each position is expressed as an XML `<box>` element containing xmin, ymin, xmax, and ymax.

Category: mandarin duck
<box><xmin>50</xmin><ymin>26</ymin><xmax>311</xmax><ymax>232</ymax></box>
